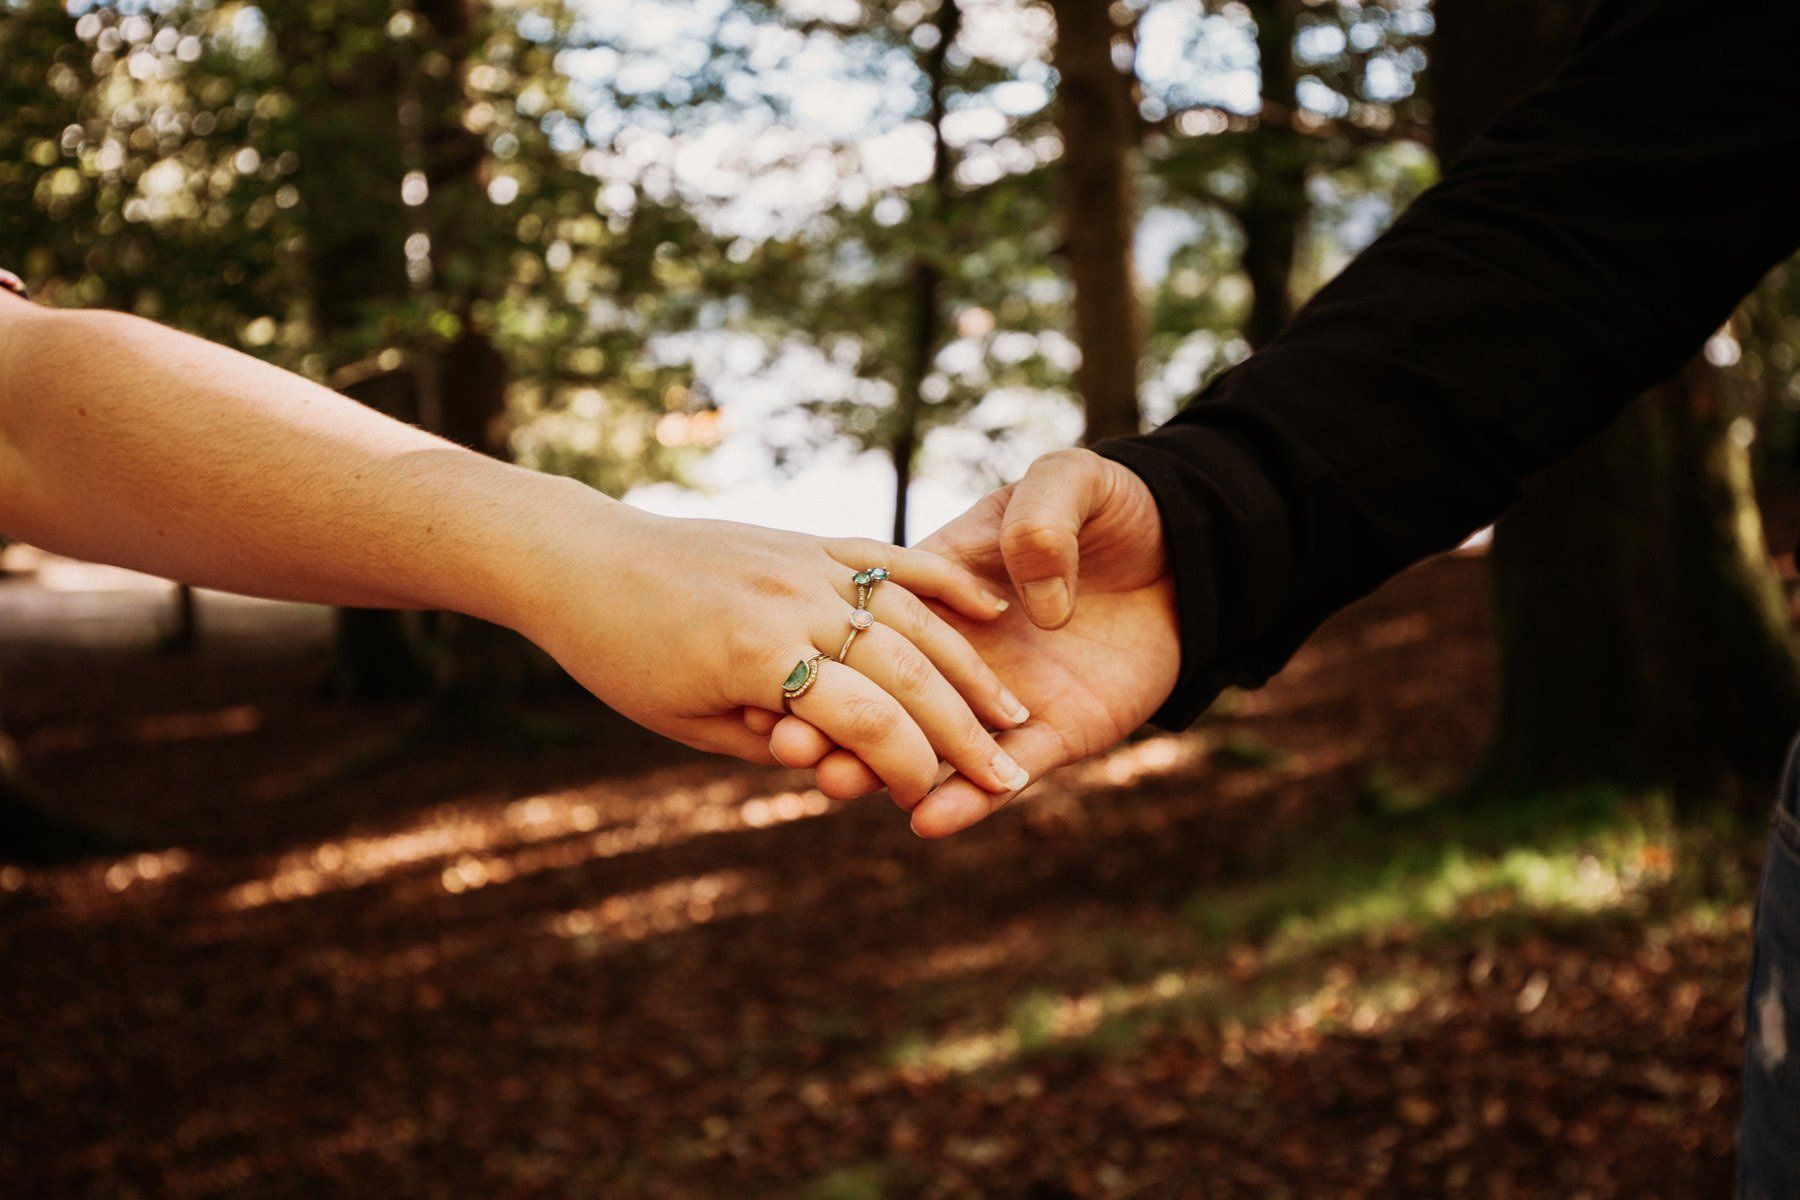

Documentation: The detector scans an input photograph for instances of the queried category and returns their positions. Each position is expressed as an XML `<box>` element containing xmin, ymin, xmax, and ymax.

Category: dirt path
<box><xmin>0</xmin><ymin>551</ymin><xmax>1757</xmax><ymax>1198</ymax></box>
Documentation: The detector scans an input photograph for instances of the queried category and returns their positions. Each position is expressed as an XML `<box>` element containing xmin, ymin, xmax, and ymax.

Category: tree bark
<box><xmin>1238</xmin><ymin>0</ymin><xmax>1307</xmax><ymax>350</ymax></box>
<box><xmin>1434</xmin><ymin>0</ymin><xmax>1800</xmax><ymax>799</ymax></box>
<box><xmin>1486</xmin><ymin>366</ymin><xmax>1800</xmax><ymax>795</ymax></box>
<box><xmin>0</xmin><ymin>675</ymin><xmax>114</xmax><ymax>863</ymax></box>
<box><xmin>1049</xmin><ymin>0</ymin><xmax>1143</xmax><ymax>444</ymax></box>
<box><xmin>889</xmin><ymin>0</ymin><xmax>961</xmax><ymax>546</ymax></box>
<box><xmin>160</xmin><ymin>583</ymin><xmax>198</xmax><ymax>653</ymax></box>
<box><xmin>410</xmin><ymin>0</ymin><xmax>541</xmax><ymax>725</ymax></box>
<box><xmin>269</xmin><ymin>3</ymin><xmax>435</xmax><ymax>698</ymax></box>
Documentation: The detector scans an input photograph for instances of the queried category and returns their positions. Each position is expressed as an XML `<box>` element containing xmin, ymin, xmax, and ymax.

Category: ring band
<box><xmin>780</xmin><ymin>652</ymin><xmax>831</xmax><ymax>712</ymax></box>
<box><xmin>837</xmin><ymin>607</ymin><xmax>876</xmax><ymax>661</ymax></box>
<box><xmin>850</xmin><ymin>565</ymin><xmax>889</xmax><ymax>609</ymax></box>
<box><xmin>839</xmin><ymin>567</ymin><xmax>890</xmax><ymax>662</ymax></box>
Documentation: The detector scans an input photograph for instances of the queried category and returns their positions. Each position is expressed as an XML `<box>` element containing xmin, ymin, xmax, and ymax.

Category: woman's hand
<box><xmin>752</xmin><ymin>449</ymin><xmax>1181</xmax><ymax>835</ymax></box>
<box><xmin>518</xmin><ymin>502</ymin><xmax>1033</xmax><ymax>809</ymax></box>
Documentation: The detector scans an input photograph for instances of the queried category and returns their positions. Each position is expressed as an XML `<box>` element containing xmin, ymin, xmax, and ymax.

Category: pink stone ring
<box><xmin>838</xmin><ymin>568</ymin><xmax>890</xmax><ymax>661</ymax></box>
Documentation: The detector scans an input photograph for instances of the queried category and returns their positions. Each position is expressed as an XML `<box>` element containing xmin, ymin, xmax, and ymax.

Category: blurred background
<box><xmin>3</xmin><ymin>0</ymin><xmax>1800</xmax><ymax>1196</ymax></box>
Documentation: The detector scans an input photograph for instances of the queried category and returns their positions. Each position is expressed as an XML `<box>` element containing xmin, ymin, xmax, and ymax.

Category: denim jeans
<box><xmin>1741</xmin><ymin>736</ymin><xmax>1800</xmax><ymax>1198</ymax></box>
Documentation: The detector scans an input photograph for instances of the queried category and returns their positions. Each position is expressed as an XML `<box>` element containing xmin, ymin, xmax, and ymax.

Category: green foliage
<box><xmin>0</xmin><ymin>0</ymin><xmax>721</xmax><ymax>493</ymax></box>
<box><xmin>0</xmin><ymin>0</ymin><xmax>1504</xmax><ymax>498</ymax></box>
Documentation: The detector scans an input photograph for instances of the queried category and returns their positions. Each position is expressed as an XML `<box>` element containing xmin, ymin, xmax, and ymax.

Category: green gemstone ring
<box><xmin>781</xmin><ymin>652</ymin><xmax>831</xmax><ymax>711</ymax></box>
<box><xmin>850</xmin><ymin>565</ymin><xmax>890</xmax><ymax>611</ymax></box>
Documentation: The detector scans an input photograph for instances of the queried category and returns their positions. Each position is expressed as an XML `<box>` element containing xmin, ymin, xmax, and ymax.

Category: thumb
<box><xmin>999</xmin><ymin>448</ymin><xmax>1112</xmax><ymax>629</ymax></box>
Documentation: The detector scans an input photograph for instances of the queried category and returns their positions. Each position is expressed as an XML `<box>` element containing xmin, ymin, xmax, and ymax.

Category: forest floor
<box><xmin>0</xmin><ymin>543</ymin><xmax>1780</xmax><ymax>1199</ymax></box>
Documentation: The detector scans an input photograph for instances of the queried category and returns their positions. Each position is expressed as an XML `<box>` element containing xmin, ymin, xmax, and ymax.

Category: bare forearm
<box><xmin>0</xmin><ymin>302</ymin><xmax>601</xmax><ymax>629</ymax></box>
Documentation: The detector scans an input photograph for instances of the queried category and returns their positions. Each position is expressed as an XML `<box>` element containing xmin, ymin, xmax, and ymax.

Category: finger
<box><xmin>910</xmin><ymin>723</ymin><xmax>1069</xmax><ymax>838</ymax></box>
<box><xmin>770</xmin><ymin>715</ymin><xmax>834</xmax><ymax>768</ymax></box>
<box><xmin>825</xmin><ymin>539</ymin><xmax>1010</xmax><ymax>622</ymax></box>
<box><xmin>681</xmin><ymin>714</ymin><xmax>783</xmax><ymax>766</ymax></box>
<box><xmin>916</xmin><ymin>485</ymin><xmax>1014</xmax><ymax>575</ymax></box>
<box><xmin>837</xmin><ymin>623</ymin><xmax>1028</xmax><ymax>798</ymax></box>
<box><xmin>742</xmin><ymin>707</ymin><xmax>781</xmax><ymax>736</ymax></box>
<box><xmin>786</xmin><ymin>657</ymin><xmax>940</xmax><ymax>807</ymax></box>
<box><xmin>999</xmin><ymin>449</ymin><xmax>1113</xmax><ymax>629</ymax></box>
<box><xmin>815</xmin><ymin>747</ymin><xmax>883</xmax><ymax>800</ymax></box>
<box><xmin>870</xmin><ymin>584</ymin><xmax>1030</xmax><ymax>730</ymax></box>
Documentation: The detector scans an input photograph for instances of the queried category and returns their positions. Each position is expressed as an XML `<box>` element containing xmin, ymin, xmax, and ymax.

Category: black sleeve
<box><xmin>1097</xmin><ymin>0</ymin><xmax>1800</xmax><ymax>729</ymax></box>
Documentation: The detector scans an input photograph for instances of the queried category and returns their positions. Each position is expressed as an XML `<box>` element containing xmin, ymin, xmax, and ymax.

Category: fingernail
<box><xmin>1022</xmin><ymin>578</ymin><xmax>1070</xmax><ymax>626</ymax></box>
<box><xmin>992</xmin><ymin>751</ymin><xmax>1029</xmax><ymax>793</ymax></box>
<box><xmin>999</xmin><ymin>688</ymin><xmax>1030</xmax><ymax>726</ymax></box>
<box><xmin>990</xmin><ymin>593</ymin><xmax>1010</xmax><ymax>613</ymax></box>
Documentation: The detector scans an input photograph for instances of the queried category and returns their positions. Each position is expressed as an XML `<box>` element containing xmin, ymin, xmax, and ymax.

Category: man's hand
<box><xmin>763</xmin><ymin>448</ymin><xmax>1182</xmax><ymax>836</ymax></box>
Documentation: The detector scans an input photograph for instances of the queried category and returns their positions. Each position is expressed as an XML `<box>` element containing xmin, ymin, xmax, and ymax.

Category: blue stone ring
<box><xmin>839</xmin><ymin>567</ymin><xmax>890</xmax><ymax>661</ymax></box>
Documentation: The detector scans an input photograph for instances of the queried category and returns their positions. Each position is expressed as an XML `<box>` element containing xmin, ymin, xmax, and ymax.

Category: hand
<box><xmin>521</xmin><ymin>503</ymin><xmax>1032</xmax><ymax>809</ymax></box>
<box><xmin>763</xmin><ymin>448</ymin><xmax>1182</xmax><ymax>836</ymax></box>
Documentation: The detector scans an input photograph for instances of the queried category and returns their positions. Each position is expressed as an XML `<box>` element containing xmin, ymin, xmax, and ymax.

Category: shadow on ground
<box><xmin>0</xmin><ymin>553</ymin><xmax>1763</xmax><ymax>1198</ymax></box>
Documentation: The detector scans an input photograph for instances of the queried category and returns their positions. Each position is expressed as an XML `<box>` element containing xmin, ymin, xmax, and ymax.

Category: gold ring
<box><xmin>850</xmin><ymin>565</ymin><xmax>889</xmax><ymax>612</ymax></box>
<box><xmin>780</xmin><ymin>652</ymin><xmax>831</xmax><ymax>712</ymax></box>
<box><xmin>837</xmin><ymin>607</ymin><xmax>876</xmax><ymax>661</ymax></box>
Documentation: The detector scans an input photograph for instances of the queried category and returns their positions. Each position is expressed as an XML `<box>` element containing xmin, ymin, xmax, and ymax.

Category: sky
<box><xmin>587</xmin><ymin>0</ymin><xmax>1081</xmax><ymax>538</ymax></box>
<box><xmin>578</xmin><ymin>0</ymin><xmax>1426</xmax><ymax>540</ymax></box>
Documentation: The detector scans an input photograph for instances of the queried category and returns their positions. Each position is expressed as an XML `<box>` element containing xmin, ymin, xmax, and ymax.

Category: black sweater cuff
<box><xmin>1094</xmin><ymin>401</ymin><xmax>1311</xmax><ymax>730</ymax></box>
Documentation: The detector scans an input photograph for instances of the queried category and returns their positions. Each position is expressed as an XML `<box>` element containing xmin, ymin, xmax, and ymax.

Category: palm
<box><xmin>917</xmin><ymin>470</ymin><xmax>1179</xmax><ymax>798</ymax></box>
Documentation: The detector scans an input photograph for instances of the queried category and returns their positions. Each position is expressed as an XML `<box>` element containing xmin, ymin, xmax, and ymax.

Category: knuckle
<box><xmin>956</xmin><ymin>715</ymin><xmax>990</xmax><ymax>754</ymax></box>
<box><xmin>888</xmin><ymin>643</ymin><xmax>936</xmax><ymax>694</ymax></box>
<box><xmin>1042</xmin><ymin>447</ymin><xmax>1096</xmax><ymax>475</ymax></box>
<box><xmin>840</xmin><ymin>693</ymin><xmax>897</xmax><ymax>743</ymax></box>
<box><xmin>890</xmin><ymin>591</ymin><xmax>934</xmax><ymax>641</ymax></box>
<box><xmin>1002</xmin><ymin>513</ymin><xmax>1066</xmax><ymax>560</ymax></box>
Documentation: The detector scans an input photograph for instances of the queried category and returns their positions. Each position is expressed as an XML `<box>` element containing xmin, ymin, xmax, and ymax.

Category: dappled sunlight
<box><xmin>221</xmin><ymin>779</ymin><xmax>839</xmax><ymax>912</ymax></box>
<box><xmin>134</xmin><ymin>704</ymin><xmax>263</xmax><ymax>743</ymax></box>
<box><xmin>315</xmin><ymin>869</ymin><xmax>768</xmax><ymax>989</ymax></box>
<box><xmin>23</xmin><ymin>705</ymin><xmax>265</xmax><ymax>758</ymax></box>
<box><xmin>160</xmin><ymin>1115</ymin><xmax>422</xmax><ymax>1198</ymax></box>
<box><xmin>1244</xmin><ymin>826</ymin><xmax>1680</xmax><ymax>966</ymax></box>
<box><xmin>547</xmin><ymin>869</ymin><xmax>763</xmax><ymax>947</ymax></box>
<box><xmin>884</xmin><ymin>804</ymin><xmax>1707</xmax><ymax>1087</ymax></box>
<box><xmin>857</xmin><ymin>923</ymin><xmax>1048</xmax><ymax>990</ymax></box>
<box><xmin>888</xmin><ymin>953</ymin><xmax>1459</xmax><ymax>1078</ymax></box>
<box><xmin>10</xmin><ymin>848</ymin><xmax>197</xmax><ymax>917</ymax></box>
<box><xmin>1078</xmin><ymin>733</ymin><xmax>1194</xmax><ymax>789</ymax></box>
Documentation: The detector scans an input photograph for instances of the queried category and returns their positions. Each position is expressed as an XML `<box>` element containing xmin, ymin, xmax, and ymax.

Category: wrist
<box><xmin>463</xmin><ymin>468</ymin><xmax>642</xmax><ymax>641</ymax></box>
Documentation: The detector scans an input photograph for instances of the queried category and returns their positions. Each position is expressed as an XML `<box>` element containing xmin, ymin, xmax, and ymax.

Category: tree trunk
<box><xmin>1049</xmin><ymin>0</ymin><xmax>1142</xmax><ymax>444</ymax></box>
<box><xmin>1434</xmin><ymin>0</ymin><xmax>1800</xmax><ymax>799</ymax></box>
<box><xmin>271</xmin><ymin>4</ymin><xmax>435</xmax><ymax>698</ymax></box>
<box><xmin>332</xmin><ymin>371</ymin><xmax>435</xmax><ymax>697</ymax></box>
<box><xmin>1486</xmin><ymin>366</ymin><xmax>1800</xmax><ymax>795</ymax></box>
<box><xmin>410</xmin><ymin>0</ymin><xmax>541</xmax><ymax>725</ymax></box>
<box><xmin>889</xmin><ymin>0</ymin><xmax>961</xmax><ymax>546</ymax></box>
<box><xmin>890</xmin><ymin>256</ymin><xmax>941</xmax><ymax>547</ymax></box>
<box><xmin>1238</xmin><ymin>0</ymin><xmax>1307</xmax><ymax>350</ymax></box>
<box><xmin>160</xmin><ymin>583</ymin><xmax>197</xmax><ymax>653</ymax></box>
<box><xmin>0</xmin><ymin>675</ymin><xmax>114</xmax><ymax>863</ymax></box>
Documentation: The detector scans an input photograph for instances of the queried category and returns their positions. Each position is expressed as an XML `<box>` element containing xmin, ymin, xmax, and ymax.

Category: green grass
<box><xmin>798</xmin><ymin>1162</ymin><xmax>920</xmax><ymax>1200</ymax></box>
<box><xmin>883</xmin><ymin>785</ymin><xmax>1764</xmax><ymax>1079</ymax></box>
<box><xmin>1183</xmin><ymin>786</ymin><xmax>1757</xmax><ymax>961</ymax></box>
<box><xmin>1210</xmin><ymin>732</ymin><xmax>1290</xmax><ymax>771</ymax></box>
